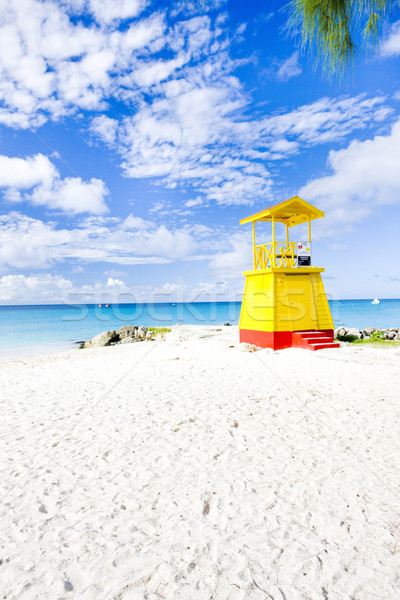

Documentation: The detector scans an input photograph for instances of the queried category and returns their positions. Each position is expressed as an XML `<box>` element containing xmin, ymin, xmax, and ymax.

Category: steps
<box><xmin>293</xmin><ymin>330</ymin><xmax>340</xmax><ymax>351</ymax></box>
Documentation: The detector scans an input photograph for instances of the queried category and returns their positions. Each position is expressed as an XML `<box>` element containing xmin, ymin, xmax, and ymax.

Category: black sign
<box><xmin>298</xmin><ymin>255</ymin><xmax>311</xmax><ymax>267</ymax></box>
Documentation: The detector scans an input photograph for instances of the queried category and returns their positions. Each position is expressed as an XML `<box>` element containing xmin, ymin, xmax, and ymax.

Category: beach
<box><xmin>1</xmin><ymin>324</ymin><xmax>400</xmax><ymax>599</ymax></box>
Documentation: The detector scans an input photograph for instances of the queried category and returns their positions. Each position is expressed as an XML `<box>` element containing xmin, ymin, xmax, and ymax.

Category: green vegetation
<box><xmin>335</xmin><ymin>332</ymin><xmax>400</xmax><ymax>346</ymax></box>
<box><xmin>147</xmin><ymin>327</ymin><xmax>171</xmax><ymax>337</ymax></box>
<box><xmin>286</xmin><ymin>0</ymin><xmax>395</xmax><ymax>77</ymax></box>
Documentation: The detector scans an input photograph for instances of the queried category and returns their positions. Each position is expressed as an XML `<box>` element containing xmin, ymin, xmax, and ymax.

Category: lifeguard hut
<box><xmin>239</xmin><ymin>196</ymin><xmax>339</xmax><ymax>351</ymax></box>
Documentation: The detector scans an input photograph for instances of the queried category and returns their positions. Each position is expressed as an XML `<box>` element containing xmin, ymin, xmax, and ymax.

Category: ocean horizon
<box><xmin>1</xmin><ymin>298</ymin><xmax>400</xmax><ymax>361</ymax></box>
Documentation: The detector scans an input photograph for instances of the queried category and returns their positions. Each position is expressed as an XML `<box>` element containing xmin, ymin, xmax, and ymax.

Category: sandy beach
<box><xmin>1</xmin><ymin>325</ymin><xmax>400</xmax><ymax>599</ymax></box>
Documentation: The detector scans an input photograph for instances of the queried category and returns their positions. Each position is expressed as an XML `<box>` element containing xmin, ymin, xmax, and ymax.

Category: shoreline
<box><xmin>2</xmin><ymin>321</ymin><xmax>400</xmax><ymax>362</ymax></box>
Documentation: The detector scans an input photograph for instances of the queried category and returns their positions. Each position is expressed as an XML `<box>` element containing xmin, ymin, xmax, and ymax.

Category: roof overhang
<box><xmin>240</xmin><ymin>196</ymin><xmax>324</xmax><ymax>227</ymax></box>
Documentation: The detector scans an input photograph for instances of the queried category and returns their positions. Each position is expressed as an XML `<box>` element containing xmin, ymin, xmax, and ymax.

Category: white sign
<box><xmin>297</xmin><ymin>241</ymin><xmax>311</xmax><ymax>256</ymax></box>
<box><xmin>297</xmin><ymin>241</ymin><xmax>311</xmax><ymax>266</ymax></box>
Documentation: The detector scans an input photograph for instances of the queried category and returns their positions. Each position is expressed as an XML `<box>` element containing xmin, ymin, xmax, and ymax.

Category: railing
<box><xmin>254</xmin><ymin>241</ymin><xmax>297</xmax><ymax>269</ymax></box>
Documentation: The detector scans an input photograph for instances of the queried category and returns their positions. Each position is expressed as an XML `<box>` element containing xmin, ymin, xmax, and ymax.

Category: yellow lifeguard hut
<box><xmin>239</xmin><ymin>196</ymin><xmax>339</xmax><ymax>351</ymax></box>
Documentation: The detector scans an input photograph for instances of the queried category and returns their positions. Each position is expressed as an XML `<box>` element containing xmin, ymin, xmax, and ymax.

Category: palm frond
<box><xmin>286</xmin><ymin>0</ymin><xmax>393</xmax><ymax>77</ymax></box>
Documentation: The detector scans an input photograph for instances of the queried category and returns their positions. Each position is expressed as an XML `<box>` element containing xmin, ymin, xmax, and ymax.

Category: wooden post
<box><xmin>286</xmin><ymin>221</ymin><xmax>290</xmax><ymax>266</ymax></box>
<box><xmin>272</xmin><ymin>217</ymin><xmax>276</xmax><ymax>267</ymax></box>
<box><xmin>308</xmin><ymin>216</ymin><xmax>311</xmax><ymax>242</ymax></box>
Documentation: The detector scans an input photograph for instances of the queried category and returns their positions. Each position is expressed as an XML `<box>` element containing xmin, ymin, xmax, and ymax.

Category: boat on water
<box><xmin>371</xmin><ymin>298</ymin><xmax>380</xmax><ymax>305</ymax></box>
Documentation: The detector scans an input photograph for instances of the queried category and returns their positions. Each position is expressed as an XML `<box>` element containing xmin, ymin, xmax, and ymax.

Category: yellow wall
<box><xmin>239</xmin><ymin>269</ymin><xmax>334</xmax><ymax>332</ymax></box>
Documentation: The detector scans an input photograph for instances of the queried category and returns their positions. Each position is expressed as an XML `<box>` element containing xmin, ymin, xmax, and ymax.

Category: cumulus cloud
<box><xmin>276</xmin><ymin>51</ymin><xmax>302</xmax><ymax>81</ymax></box>
<box><xmin>0</xmin><ymin>154</ymin><xmax>57</xmax><ymax>188</ymax></box>
<box><xmin>30</xmin><ymin>176</ymin><xmax>109</xmax><ymax>214</ymax></box>
<box><xmin>300</xmin><ymin>118</ymin><xmax>400</xmax><ymax>232</ymax></box>
<box><xmin>0</xmin><ymin>153</ymin><xmax>109</xmax><ymax>214</ymax></box>
<box><xmin>0</xmin><ymin>212</ymin><xmax>202</xmax><ymax>271</ymax></box>
<box><xmin>0</xmin><ymin>273</ymin><xmax>73</xmax><ymax>303</ymax></box>
<box><xmin>380</xmin><ymin>21</ymin><xmax>400</xmax><ymax>57</ymax></box>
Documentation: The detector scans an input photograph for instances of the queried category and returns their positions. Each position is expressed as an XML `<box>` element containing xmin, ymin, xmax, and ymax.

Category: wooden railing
<box><xmin>254</xmin><ymin>241</ymin><xmax>297</xmax><ymax>269</ymax></box>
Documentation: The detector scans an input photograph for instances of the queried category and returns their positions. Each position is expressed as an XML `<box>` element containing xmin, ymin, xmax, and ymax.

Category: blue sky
<box><xmin>0</xmin><ymin>0</ymin><xmax>400</xmax><ymax>304</ymax></box>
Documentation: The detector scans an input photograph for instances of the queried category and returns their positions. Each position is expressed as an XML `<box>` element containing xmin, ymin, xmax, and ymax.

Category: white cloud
<box><xmin>380</xmin><ymin>21</ymin><xmax>400</xmax><ymax>57</ymax></box>
<box><xmin>0</xmin><ymin>212</ymin><xmax>202</xmax><ymax>271</ymax></box>
<box><xmin>185</xmin><ymin>196</ymin><xmax>204</xmax><ymax>208</ymax></box>
<box><xmin>0</xmin><ymin>154</ymin><xmax>57</xmax><ymax>188</ymax></box>
<box><xmin>88</xmin><ymin>0</ymin><xmax>146</xmax><ymax>25</ymax></box>
<box><xmin>0</xmin><ymin>153</ymin><xmax>109</xmax><ymax>214</ymax></box>
<box><xmin>276</xmin><ymin>51</ymin><xmax>302</xmax><ymax>81</ymax></box>
<box><xmin>30</xmin><ymin>176</ymin><xmax>109</xmax><ymax>214</ymax></box>
<box><xmin>91</xmin><ymin>115</ymin><xmax>119</xmax><ymax>144</ymax></box>
<box><xmin>0</xmin><ymin>272</ymin><xmax>239</xmax><ymax>304</ymax></box>
<box><xmin>107</xmin><ymin>89</ymin><xmax>390</xmax><ymax>206</ymax></box>
<box><xmin>0</xmin><ymin>1</ymin><xmax>396</xmax><ymax>208</ymax></box>
<box><xmin>0</xmin><ymin>273</ymin><xmax>73</xmax><ymax>303</ymax></box>
<box><xmin>0</xmin><ymin>0</ymin><xmax>166</xmax><ymax>125</ymax></box>
<box><xmin>259</xmin><ymin>95</ymin><xmax>391</xmax><ymax>145</ymax></box>
<box><xmin>300</xmin><ymin>118</ymin><xmax>400</xmax><ymax>232</ymax></box>
<box><xmin>106</xmin><ymin>276</ymin><xmax>125</xmax><ymax>286</ymax></box>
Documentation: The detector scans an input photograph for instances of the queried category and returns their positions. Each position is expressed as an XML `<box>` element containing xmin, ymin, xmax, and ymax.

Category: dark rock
<box><xmin>118</xmin><ymin>325</ymin><xmax>137</xmax><ymax>339</ymax></box>
<box><xmin>364</xmin><ymin>327</ymin><xmax>376</xmax><ymax>335</ymax></box>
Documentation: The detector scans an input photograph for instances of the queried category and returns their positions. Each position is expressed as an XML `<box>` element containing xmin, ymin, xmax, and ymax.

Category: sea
<box><xmin>1</xmin><ymin>299</ymin><xmax>400</xmax><ymax>361</ymax></box>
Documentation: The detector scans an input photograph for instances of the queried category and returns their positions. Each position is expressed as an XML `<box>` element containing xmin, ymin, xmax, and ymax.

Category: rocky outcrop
<box><xmin>79</xmin><ymin>325</ymin><xmax>160</xmax><ymax>349</ymax></box>
<box><xmin>334</xmin><ymin>326</ymin><xmax>400</xmax><ymax>342</ymax></box>
<box><xmin>84</xmin><ymin>330</ymin><xmax>119</xmax><ymax>348</ymax></box>
<box><xmin>118</xmin><ymin>325</ymin><xmax>137</xmax><ymax>339</ymax></box>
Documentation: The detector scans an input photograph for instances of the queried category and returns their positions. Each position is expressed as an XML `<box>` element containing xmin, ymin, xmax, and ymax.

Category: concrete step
<box><xmin>308</xmin><ymin>342</ymin><xmax>341</xmax><ymax>351</ymax></box>
<box><xmin>292</xmin><ymin>330</ymin><xmax>338</xmax><ymax>351</ymax></box>
<box><xmin>297</xmin><ymin>331</ymin><xmax>327</xmax><ymax>338</ymax></box>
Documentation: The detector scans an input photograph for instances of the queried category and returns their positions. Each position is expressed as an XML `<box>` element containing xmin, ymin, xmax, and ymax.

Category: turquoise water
<box><xmin>0</xmin><ymin>299</ymin><xmax>399</xmax><ymax>360</ymax></box>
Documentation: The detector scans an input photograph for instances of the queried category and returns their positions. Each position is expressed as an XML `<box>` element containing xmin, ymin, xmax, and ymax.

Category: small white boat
<box><xmin>371</xmin><ymin>297</ymin><xmax>380</xmax><ymax>305</ymax></box>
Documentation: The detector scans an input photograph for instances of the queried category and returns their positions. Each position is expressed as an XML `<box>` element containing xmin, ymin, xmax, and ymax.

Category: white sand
<box><xmin>1</xmin><ymin>325</ymin><xmax>400</xmax><ymax>600</ymax></box>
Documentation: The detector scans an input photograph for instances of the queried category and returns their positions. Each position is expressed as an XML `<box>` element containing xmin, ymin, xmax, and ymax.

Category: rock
<box><xmin>346</xmin><ymin>327</ymin><xmax>363</xmax><ymax>339</ymax></box>
<box><xmin>389</xmin><ymin>327</ymin><xmax>399</xmax><ymax>332</ymax></box>
<box><xmin>118</xmin><ymin>325</ymin><xmax>137</xmax><ymax>339</ymax></box>
<box><xmin>220</xmin><ymin>322</ymin><xmax>232</xmax><ymax>326</ymax></box>
<box><xmin>146</xmin><ymin>331</ymin><xmax>154</xmax><ymax>340</ymax></box>
<box><xmin>136</xmin><ymin>326</ymin><xmax>148</xmax><ymax>340</ymax></box>
<box><xmin>85</xmin><ymin>330</ymin><xmax>119</xmax><ymax>348</ymax></box>
<box><xmin>364</xmin><ymin>327</ymin><xmax>376</xmax><ymax>335</ymax></box>
<box><xmin>386</xmin><ymin>331</ymin><xmax>396</xmax><ymax>340</ymax></box>
<box><xmin>334</xmin><ymin>326</ymin><xmax>347</xmax><ymax>338</ymax></box>
<box><xmin>119</xmin><ymin>337</ymin><xmax>137</xmax><ymax>344</ymax></box>
<box><xmin>394</xmin><ymin>332</ymin><xmax>400</xmax><ymax>341</ymax></box>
